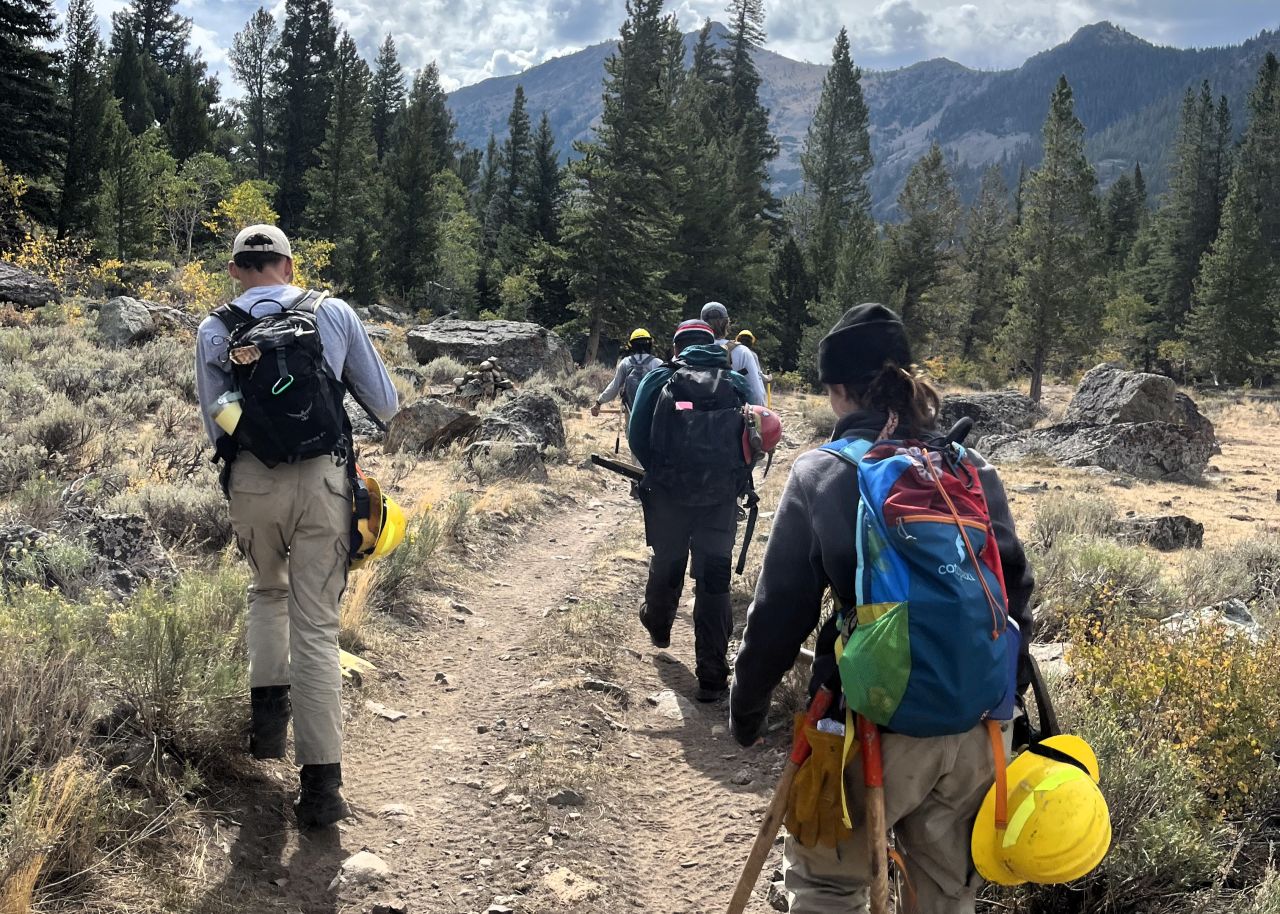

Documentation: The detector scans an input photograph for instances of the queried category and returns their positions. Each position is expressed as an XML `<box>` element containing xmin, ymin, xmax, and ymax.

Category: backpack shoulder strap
<box><xmin>285</xmin><ymin>288</ymin><xmax>329</xmax><ymax>314</ymax></box>
<box><xmin>820</xmin><ymin>437</ymin><xmax>874</xmax><ymax>467</ymax></box>
<box><xmin>210</xmin><ymin>303</ymin><xmax>252</xmax><ymax>334</ymax></box>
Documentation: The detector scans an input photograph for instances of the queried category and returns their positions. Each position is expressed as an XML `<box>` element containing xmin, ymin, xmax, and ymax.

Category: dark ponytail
<box><xmin>851</xmin><ymin>362</ymin><xmax>941</xmax><ymax>431</ymax></box>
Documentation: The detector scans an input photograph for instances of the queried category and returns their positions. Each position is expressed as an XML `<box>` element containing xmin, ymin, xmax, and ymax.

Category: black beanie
<box><xmin>817</xmin><ymin>303</ymin><xmax>913</xmax><ymax>385</ymax></box>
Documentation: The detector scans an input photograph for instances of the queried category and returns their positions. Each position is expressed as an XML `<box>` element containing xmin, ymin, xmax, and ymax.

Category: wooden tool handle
<box><xmin>858</xmin><ymin>715</ymin><xmax>890</xmax><ymax>914</ymax></box>
<box><xmin>726</xmin><ymin>688</ymin><xmax>835</xmax><ymax>914</ymax></box>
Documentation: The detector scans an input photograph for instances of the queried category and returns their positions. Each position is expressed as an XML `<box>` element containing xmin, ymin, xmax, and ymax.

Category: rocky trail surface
<box><xmin>199</xmin><ymin>472</ymin><xmax>793</xmax><ymax>914</ymax></box>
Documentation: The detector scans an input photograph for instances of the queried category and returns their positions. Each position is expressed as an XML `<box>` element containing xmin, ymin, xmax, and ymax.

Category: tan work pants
<box><xmin>228</xmin><ymin>453</ymin><xmax>351</xmax><ymax>766</ymax></box>
<box><xmin>784</xmin><ymin>721</ymin><xmax>1009</xmax><ymax>914</ymax></box>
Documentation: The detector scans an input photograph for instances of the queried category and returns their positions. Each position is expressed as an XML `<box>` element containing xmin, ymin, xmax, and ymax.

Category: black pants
<box><xmin>641</xmin><ymin>488</ymin><xmax>737</xmax><ymax>686</ymax></box>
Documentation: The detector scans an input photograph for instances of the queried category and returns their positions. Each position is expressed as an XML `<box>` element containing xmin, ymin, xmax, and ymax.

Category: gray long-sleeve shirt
<box><xmin>597</xmin><ymin>353</ymin><xmax>663</xmax><ymax>406</ymax></box>
<box><xmin>195</xmin><ymin>284</ymin><xmax>399</xmax><ymax>445</ymax></box>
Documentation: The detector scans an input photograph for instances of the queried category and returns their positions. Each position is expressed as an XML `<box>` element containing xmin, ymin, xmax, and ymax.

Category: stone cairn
<box><xmin>452</xmin><ymin>358</ymin><xmax>516</xmax><ymax>405</ymax></box>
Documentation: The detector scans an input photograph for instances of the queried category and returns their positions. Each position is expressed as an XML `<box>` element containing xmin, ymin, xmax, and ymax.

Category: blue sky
<box><xmin>86</xmin><ymin>0</ymin><xmax>1280</xmax><ymax>94</ymax></box>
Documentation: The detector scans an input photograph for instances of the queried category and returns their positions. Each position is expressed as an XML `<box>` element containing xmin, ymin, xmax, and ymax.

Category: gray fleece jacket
<box><xmin>729</xmin><ymin>409</ymin><xmax>1035</xmax><ymax>746</ymax></box>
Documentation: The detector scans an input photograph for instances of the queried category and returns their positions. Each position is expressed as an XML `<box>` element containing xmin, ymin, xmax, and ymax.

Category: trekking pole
<box><xmin>857</xmin><ymin>714</ymin><xmax>891</xmax><ymax>914</ymax></box>
<box><xmin>726</xmin><ymin>686</ymin><xmax>836</xmax><ymax>914</ymax></box>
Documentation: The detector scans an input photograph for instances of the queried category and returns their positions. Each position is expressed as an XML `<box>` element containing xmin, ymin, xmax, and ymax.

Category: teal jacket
<box><xmin>627</xmin><ymin>344</ymin><xmax>752</xmax><ymax>470</ymax></box>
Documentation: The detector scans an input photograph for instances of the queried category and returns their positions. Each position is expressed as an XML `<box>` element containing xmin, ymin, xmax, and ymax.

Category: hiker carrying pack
<box><xmin>592</xmin><ymin>328</ymin><xmax>662</xmax><ymax>417</ymax></box>
<box><xmin>628</xmin><ymin>320</ymin><xmax>754</xmax><ymax>703</ymax></box>
<box><xmin>729</xmin><ymin>304</ymin><xmax>1042</xmax><ymax>914</ymax></box>
<box><xmin>195</xmin><ymin>224</ymin><xmax>399</xmax><ymax>831</ymax></box>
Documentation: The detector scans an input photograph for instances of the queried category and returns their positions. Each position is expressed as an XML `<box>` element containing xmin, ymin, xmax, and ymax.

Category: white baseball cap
<box><xmin>232</xmin><ymin>224</ymin><xmax>292</xmax><ymax>259</ymax></box>
<box><xmin>701</xmin><ymin>301</ymin><xmax>729</xmax><ymax>321</ymax></box>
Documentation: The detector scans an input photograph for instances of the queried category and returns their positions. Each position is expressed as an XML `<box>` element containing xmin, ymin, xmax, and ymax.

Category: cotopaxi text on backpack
<box><xmin>646</xmin><ymin>359</ymin><xmax>750</xmax><ymax>506</ymax></box>
<box><xmin>822</xmin><ymin>437</ymin><xmax>1020</xmax><ymax>738</ymax></box>
<box><xmin>211</xmin><ymin>290</ymin><xmax>349</xmax><ymax>466</ymax></box>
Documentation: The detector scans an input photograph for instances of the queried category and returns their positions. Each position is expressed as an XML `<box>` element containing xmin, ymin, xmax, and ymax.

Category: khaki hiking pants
<box><xmin>784</xmin><ymin>720</ymin><xmax>1011</xmax><ymax>914</ymax></box>
<box><xmin>229</xmin><ymin>453</ymin><xmax>351</xmax><ymax>766</ymax></box>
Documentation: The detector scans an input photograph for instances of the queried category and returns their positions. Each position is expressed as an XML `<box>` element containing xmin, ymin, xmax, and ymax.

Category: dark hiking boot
<box><xmin>696</xmin><ymin>680</ymin><xmax>729</xmax><ymax>703</ymax></box>
<box><xmin>638</xmin><ymin>604</ymin><xmax>672</xmax><ymax>649</ymax></box>
<box><xmin>295</xmin><ymin>763</ymin><xmax>350</xmax><ymax>829</ymax></box>
<box><xmin>249</xmin><ymin>685</ymin><xmax>291</xmax><ymax>760</ymax></box>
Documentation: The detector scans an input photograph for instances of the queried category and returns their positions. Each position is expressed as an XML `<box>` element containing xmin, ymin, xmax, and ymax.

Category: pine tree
<box><xmin>229</xmin><ymin>8</ymin><xmax>279</xmax><ymax>179</ymax></box>
<box><xmin>383</xmin><ymin>63</ymin><xmax>455</xmax><ymax>300</ymax></box>
<box><xmin>1147</xmin><ymin>83</ymin><xmax>1233</xmax><ymax>337</ymax></box>
<box><xmin>369</xmin><ymin>34</ymin><xmax>404</xmax><ymax>164</ymax></box>
<box><xmin>112</xmin><ymin>0</ymin><xmax>190</xmax><ymax>74</ymax></box>
<box><xmin>304</xmin><ymin>33</ymin><xmax>380</xmax><ymax>299</ymax></box>
<box><xmin>273</xmin><ymin>0</ymin><xmax>337</xmax><ymax>229</ymax></box>
<box><xmin>768</xmin><ymin>236</ymin><xmax>815</xmax><ymax>371</ymax></box>
<box><xmin>1186</xmin><ymin>53</ymin><xmax>1280</xmax><ymax>383</ymax></box>
<box><xmin>800</xmin><ymin>27</ymin><xmax>871</xmax><ymax>289</ymax></box>
<box><xmin>530</xmin><ymin>113</ymin><xmax>561</xmax><ymax>244</ymax></box>
<box><xmin>165</xmin><ymin>55</ymin><xmax>210</xmax><ymax>160</ymax></box>
<box><xmin>955</xmin><ymin>166</ymin><xmax>1013</xmax><ymax>358</ymax></box>
<box><xmin>95</xmin><ymin>102</ymin><xmax>176</xmax><ymax>258</ymax></box>
<box><xmin>720</xmin><ymin>0</ymin><xmax>777</xmax><ymax>223</ymax></box>
<box><xmin>1103</xmin><ymin>170</ymin><xmax>1143</xmax><ymax>265</ymax></box>
<box><xmin>1002</xmin><ymin>76</ymin><xmax>1101</xmax><ymax>402</ymax></box>
<box><xmin>491</xmin><ymin>85</ymin><xmax>535</xmax><ymax>272</ymax></box>
<box><xmin>563</xmin><ymin>0</ymin><xmax>683</xmax><ymax>363</ymax></box>
<box><xmin>0</xmin><ymin>0</ymin><xmax>63</xmax><ymax>198</ymax></box>
<box><xmin>884</xmin><ymin>143</ymin><xmax>959</xmax><ymax>337</ymax></box>
<box><xmin>57</xmin><ymin>0</ymin><xmax>111</xmax><ymax>237</ymax></box>
<box><xmin>111</xmin><ymin>30</ymin><xmax>154</xmax><ymax>134</ymax></box>
<box><xmin>800</xmin><ymin>214</ymin><xmax>884</xmax><ymax>381</ymax></box>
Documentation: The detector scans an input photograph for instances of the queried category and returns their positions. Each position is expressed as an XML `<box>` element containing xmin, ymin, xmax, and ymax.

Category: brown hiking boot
<box><xmin>295</xmin><ymin>763</ymin><xmax>350</xmax><ymax>829</ymax></box>
<box><xmin>249</xmin><ymin>685</ymin><xmax>290</xmax><ymax>760</ymax></box>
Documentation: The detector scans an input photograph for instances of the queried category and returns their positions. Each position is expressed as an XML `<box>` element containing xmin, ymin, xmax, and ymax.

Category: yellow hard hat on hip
<box><xmin>971</xmin><ymin>734</ymin><xmax>1111</xmax><ymax>886</ymax></box>
<box><xmin>350</xmin><ymin>475</ymin><xmax>406</xmax><ymax>570</ymax></box>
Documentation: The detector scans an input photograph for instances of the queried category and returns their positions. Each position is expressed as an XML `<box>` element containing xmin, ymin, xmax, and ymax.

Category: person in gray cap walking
<box><xmin>701</xmin><ymin>301</ymin><xmax>767</xmax><ymax>405</ymax></box>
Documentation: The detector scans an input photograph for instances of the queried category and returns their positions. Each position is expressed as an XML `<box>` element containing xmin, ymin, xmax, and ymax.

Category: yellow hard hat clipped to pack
<box><xmin>629</xmin><ymin>328</ymin><xmax>652</xmax><ymax>344</ymax></box>
<box><xmin>349</xmin><ymin>475</ymin><xmax>406</xmax><ymax>571</ymax></box>
<box><xmin>972</xmin><ymin>734</ymin><xmax>1111</xmax><ymax>886</ymax></box>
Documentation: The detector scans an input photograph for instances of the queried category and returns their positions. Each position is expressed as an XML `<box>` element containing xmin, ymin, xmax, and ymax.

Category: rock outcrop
<box><xmin>939</xmin><ymin>391</ymin><xmax>1045</xmax><ymax>444</ymax></box>
<box><xmin>464</xmin><ymin>441</ymin><xmax>548</xmax><ymax>481</ymax></box>
<box><xmin>97</xmin><ymin>296</ymin><xmax>198</xmax><ymax>346</ymax></box>
<box><xmin>384</xmin><ymin>398</ymin><xmax>480</xmax><ymax>454</ymax></box>
<box><xmin>0</xmin><ymin>260</ymin><xmax>59</xmax><ymax>309</ymax></box>
<box><xmin>980</xmin><ymin>365</ymin><xmax>1218</xmax><ymax>482</ymax></box>
<box><xmin>1113</xmin><ymin>514</ymin><xmax>1204</xmax><ymax>551</ymax></box>
<box><xmin>1</xmin><ymin>513</ymin><xmax>176</xmax><ymax>598</ymax></box>
<box><xmin>87</xmin><ymin>513</ymin><xmax>178</xmax><ymax>596</ymax></box>
<box><xmin>475</xmin><ymin>392</ymin><xmax>565</xmax><ymax>450</ymax></box>
<box><xmin>406</xmin><ymin>319</ymin><xmax>573</xmax><ymax>380</ymax></box>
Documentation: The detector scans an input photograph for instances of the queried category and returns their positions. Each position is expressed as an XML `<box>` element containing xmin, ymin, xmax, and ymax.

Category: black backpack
<box><xmin>646</xmin><ymin>360</ymin><xmax>749</xmax><ymax>505</ymax></box>
<box><xmin>211</xmin><ymin>290</ymin><xmax>349</xmax><ymax>466</ymax></box>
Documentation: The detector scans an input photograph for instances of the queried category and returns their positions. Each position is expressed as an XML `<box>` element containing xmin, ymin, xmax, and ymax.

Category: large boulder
<box><xmin>406</xmin><ymin>319</ymin><xmax>574</xmax><ymax>380</ymax></box>
<box><xmin>0</xmin><ymin>260</ymin><xmax>59</xmax><ymax>309</ymax></box>
<box><xmin>96</xmin><ymin>297</ymin><xmax>197</xmax><ymax>346</ymax></box>
<box><xmin>368</xmin><ymin>304</ymin><xmax>414</xmax><ymax>326</ymax></box>
<box><xmin>384</xmin><ymin>398</ymin><xmax>480</xmax><ymax>454</ymax></box>
<box><xmin>1113</xmin><ymin>514</ymin><xmax>1204</xmax><ymax>551</ymax></box>
<box><xmin>98</xmin><ymin>296</ymin><xmax>155</xmax><ymax>345</ymax></box>
<box><xmin>475</xmin><ymin>392</ymin><xmax>565</xmax><ymax>450</ymax></box>
<box><xmin>1065</xmin><ymin>364</ymin><xmax>1217</xmax><ymax>450</ymax></box>
<box><xmin>464</xmin><ymin>441</ymin><xmax>549</xmax><ymax>482</ymax></box>
<box><xmin>981</xmin><ymin>420</ymin><xmax>1217</xmax><ymax>482</ymax></box>
<box><xmin>939</xmin><ymin>391</ymin><xmax>1045</xmax><ymax>444</ymax></box>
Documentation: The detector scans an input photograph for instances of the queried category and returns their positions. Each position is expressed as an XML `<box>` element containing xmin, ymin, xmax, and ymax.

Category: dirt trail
<box><xmin>199</xmin><ymin>470</ymin><xmax>794</xmax><ymax>914</ymax></box>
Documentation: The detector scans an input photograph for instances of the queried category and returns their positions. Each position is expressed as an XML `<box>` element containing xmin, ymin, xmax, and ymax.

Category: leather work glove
<box><xmin>784</xmin><ymin>714</ymin><xmax>855</xmax><ymax>849</ymax></box>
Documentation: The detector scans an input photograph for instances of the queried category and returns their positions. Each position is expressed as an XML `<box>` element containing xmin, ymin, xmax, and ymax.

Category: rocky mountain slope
<box><xmin>446</xmin><ymin>20</ymin><xmax>1280</xmax><ymax>216</ymax></box>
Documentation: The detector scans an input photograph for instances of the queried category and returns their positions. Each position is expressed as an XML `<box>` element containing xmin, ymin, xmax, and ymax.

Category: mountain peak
<box><xmin>1068</xmin><ymin>21</ymin><xmax>1150</xmax><ymax>48</ymax></box>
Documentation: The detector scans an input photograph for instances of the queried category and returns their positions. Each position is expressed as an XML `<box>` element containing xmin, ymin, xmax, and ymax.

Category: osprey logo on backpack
<box><xmin>823</xmin><ymin>437</ymin><xmax>1020</xmax><ymax>738</ymax></box>
<box><xmin>211</xmin><ymin>290</ymin><xmax>349</xmax><ymax>466</ymax></box>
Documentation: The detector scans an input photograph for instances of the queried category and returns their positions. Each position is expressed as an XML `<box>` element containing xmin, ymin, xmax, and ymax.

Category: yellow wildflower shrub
<box><xmin>1069</xmin><ymin>613</ymin><xmax>1280</xmax><ymax>813</ymax></box>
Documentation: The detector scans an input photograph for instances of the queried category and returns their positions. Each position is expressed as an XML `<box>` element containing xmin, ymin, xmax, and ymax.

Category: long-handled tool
<box><xmin>726</xmin><ymin>686</ymin><xmax>836</xmax><ymax>914</ymax></box>
<box><xmin>857</xmin><ymin>714</ymin><xmax>890</xmax><ymax>914</ymax></box>
<box><xmin>591</xmin><ymin>453</ymin><xmax>644</xmax><ymax>482</ymax></box>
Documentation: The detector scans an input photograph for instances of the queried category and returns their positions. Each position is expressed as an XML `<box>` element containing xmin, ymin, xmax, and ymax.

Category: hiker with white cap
<box><xmin>194</xmin><ymin>223</ymin><xmax>398</xmax><ymax>829</ymax></box>
<box><xmin>702</xmin><ymin>301</ymin><xmax>767</xmax><ymax>405</ymax></box>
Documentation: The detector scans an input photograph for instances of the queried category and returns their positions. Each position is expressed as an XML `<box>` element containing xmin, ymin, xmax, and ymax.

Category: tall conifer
<box><xmin>273</xmin><ymin>0</ymin><xmax>337</xmax><ymax>228</ymax></box>
<box><xmin>229</xmin><ymin>8</ymin><xmax>279</xmax><ymax>179</ymax></box>
<box><xmin>57</xmin><ymin>0</ymin><xmax>111</xmax><ymax>237</ymax></box>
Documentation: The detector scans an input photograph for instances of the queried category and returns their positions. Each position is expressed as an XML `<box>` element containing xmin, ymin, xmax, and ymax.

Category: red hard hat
<box><xmin>743</xmin><ymin>405</ymin><xmax>783</xmax><ymax>463</ymax></box>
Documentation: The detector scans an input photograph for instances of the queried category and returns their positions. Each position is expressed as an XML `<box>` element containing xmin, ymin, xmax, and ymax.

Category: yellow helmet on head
<box><xmin>350</xmin><ymin>475</ymin><xmax>406</xmax><ymax>570</ymax></box>
<box><xmin>736</xmin><ymin>329</ymin><xmax>756</xmax><ymax>345</ymax></box>
<box><xmin>971</xmin><ymin>734</ymin><xmax>1111</xmax><ymax>886</ymax></box>
<box><xmin>629</xmin><ymin>328</ymin><xmax>653</xmax><ymax>344</ymax></box>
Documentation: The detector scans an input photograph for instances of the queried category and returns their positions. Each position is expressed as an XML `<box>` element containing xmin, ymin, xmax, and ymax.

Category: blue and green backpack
<box><xmin>821</xmin><ymin>436</ymin><xmax>1020</xmax><ymax>739</ymax></box>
